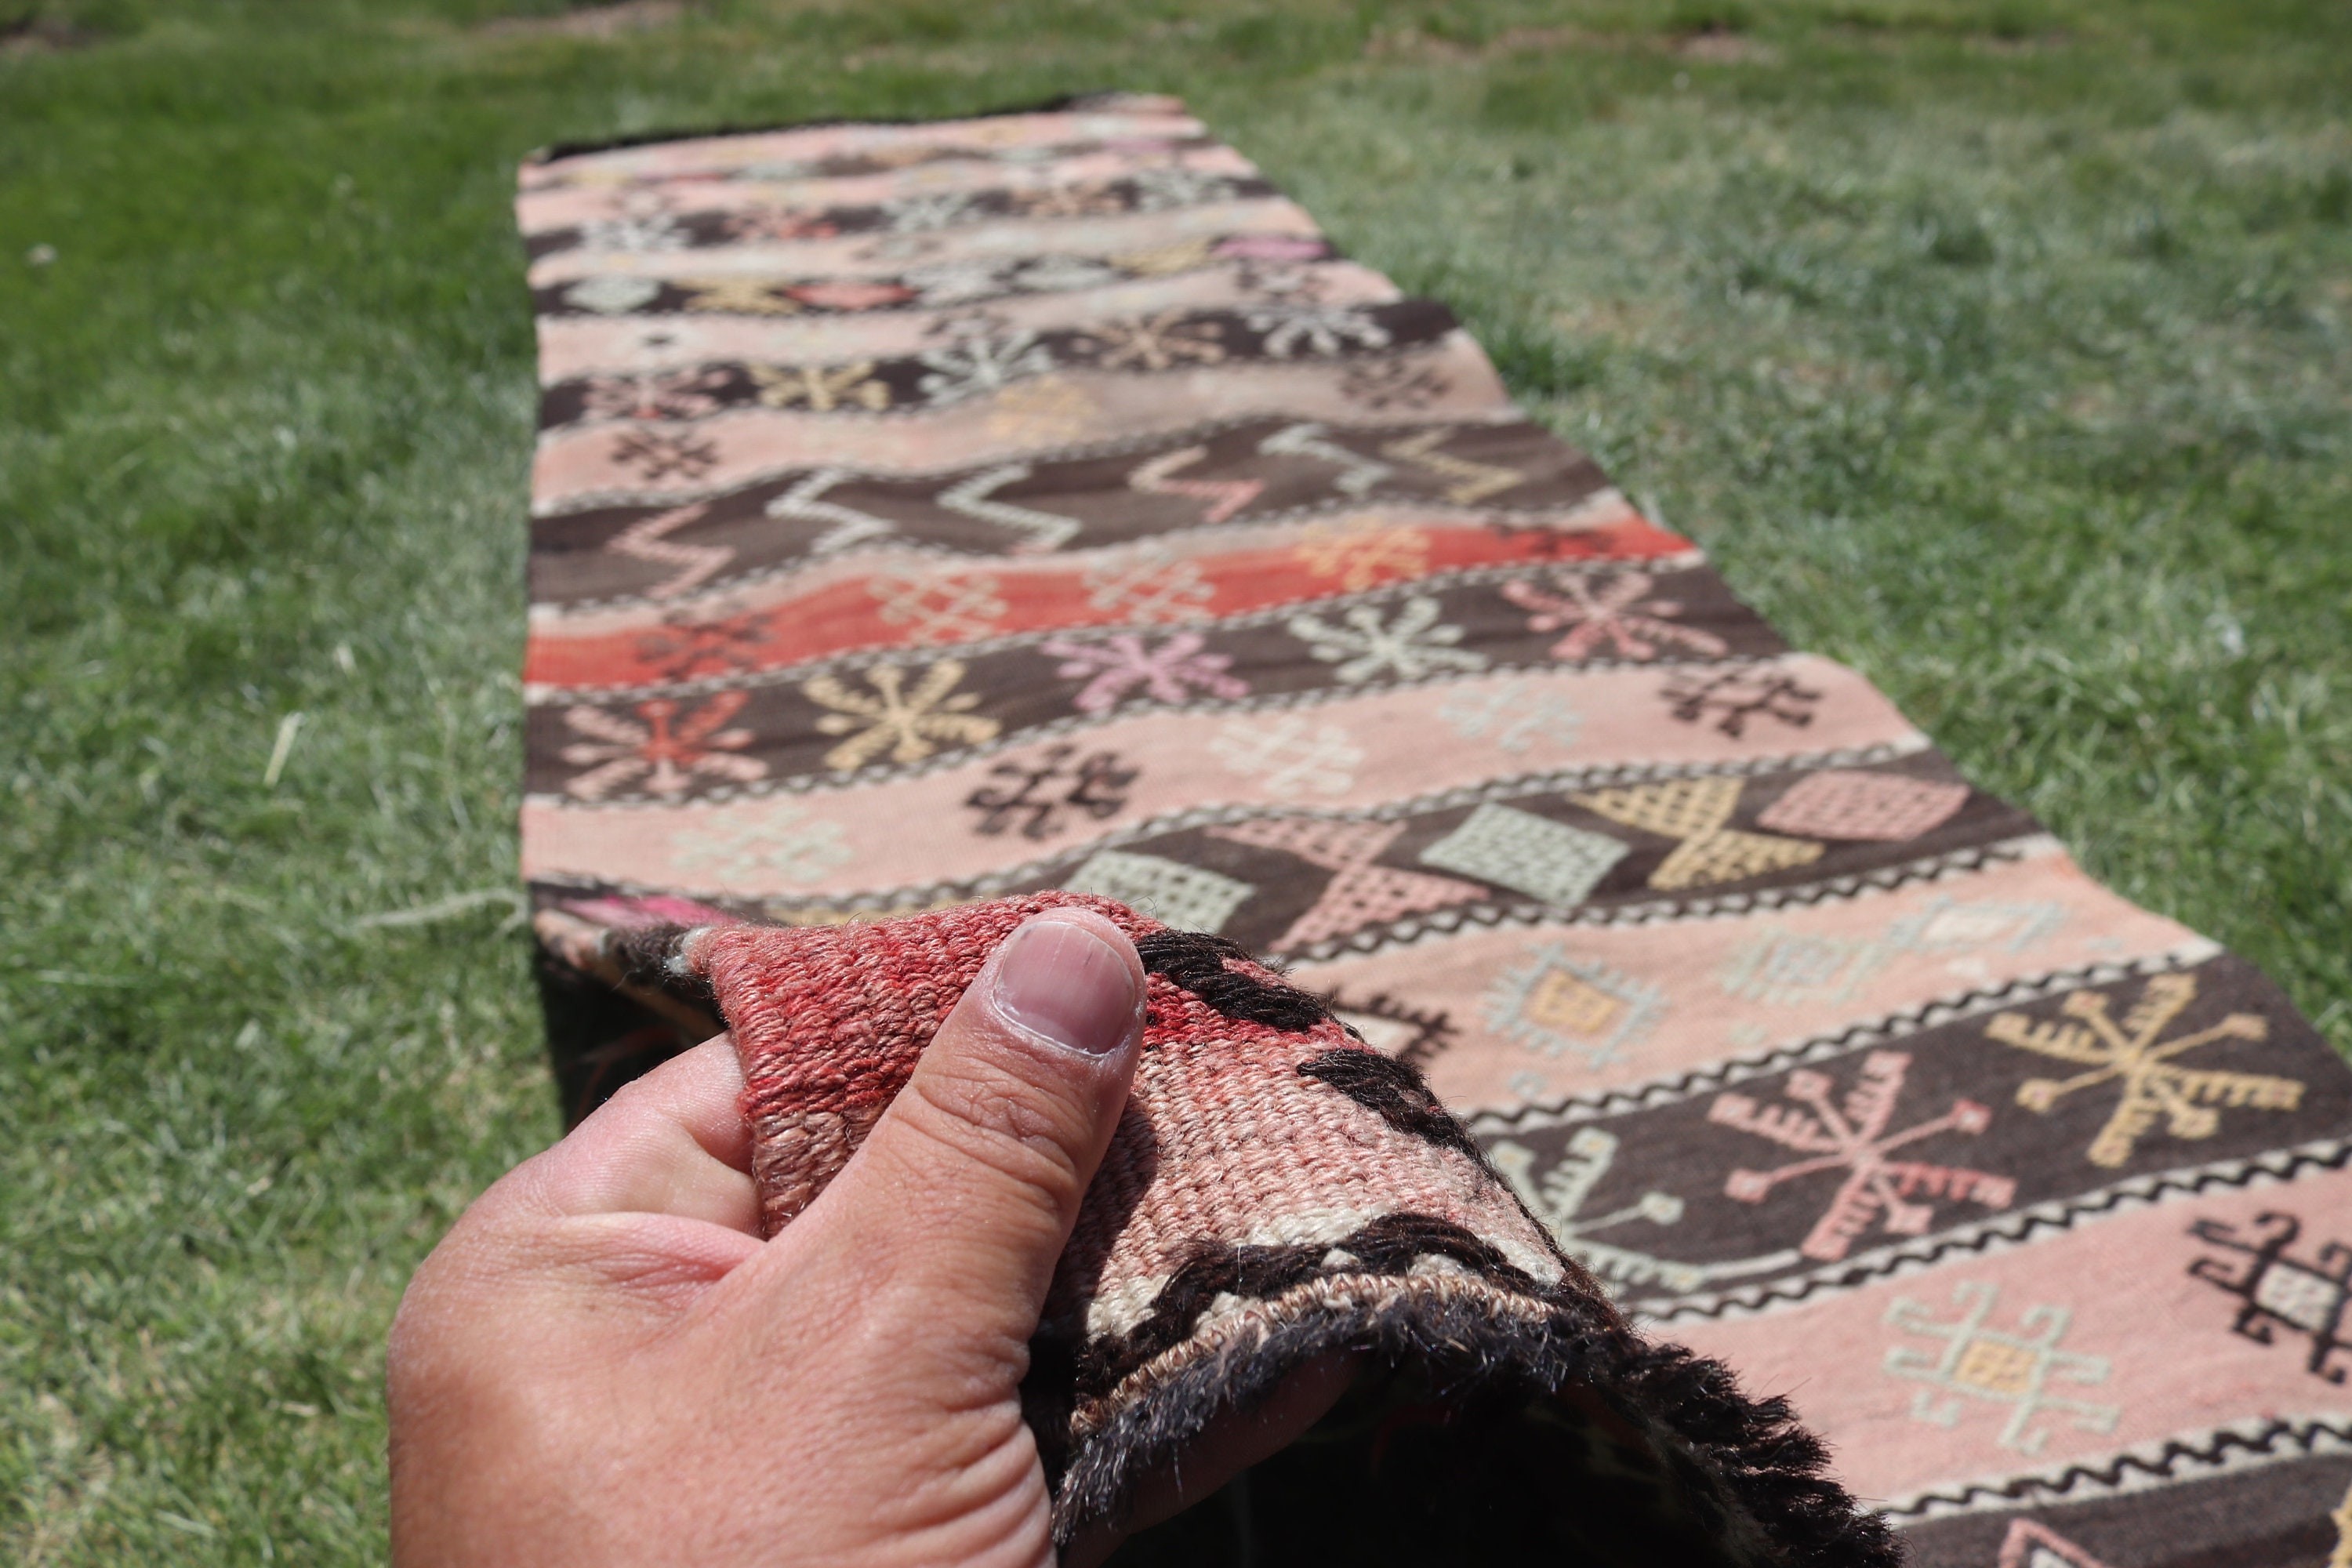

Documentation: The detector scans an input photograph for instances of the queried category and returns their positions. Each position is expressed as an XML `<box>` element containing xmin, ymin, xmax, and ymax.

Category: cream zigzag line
<box><xmin>532</xmin><ymin>483</ymin><xmax>1619</xmax><ymax>618</ymax></box>
<box><xmin>1879</xmin><ymin>1413</ymin><xmax>2352</xmax><ymax>1525</ymax></box>
<box><xmin>1635</xmin><ymin>1135</ymin><xmax>2352</xmax><ymax>1327</ymax></box>
<box><xmin>528</xmin><ymin>408</ymin><xmax>1534</xmax><ymax>517</ymax></box>
<box><xmin>522</xmin><ymin>535</ymin><xmax>1713</xmax><ymax>710</ymax></box>
<box><xmin>523</xmin><ymin>677</ymin><xmax>1907</xmax><ymax>816</ymax></box>
<box><xmin>1468</xmin><ymin>944</ymin><xmax>2227</xmax><ymax>1136</ymax></box>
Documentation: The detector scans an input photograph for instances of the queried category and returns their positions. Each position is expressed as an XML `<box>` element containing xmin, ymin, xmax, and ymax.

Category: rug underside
<box><xmin>514</xmin><ymin>93</ymin><xmax>2352</xmax><ymax>1567</ymax></box>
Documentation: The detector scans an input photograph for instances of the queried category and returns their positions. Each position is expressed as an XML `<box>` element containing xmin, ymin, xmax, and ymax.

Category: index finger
<box><xmin>525</xmin><ymin>1034</ymin><xmax>762</xmax><ymax>1233</ymax></box>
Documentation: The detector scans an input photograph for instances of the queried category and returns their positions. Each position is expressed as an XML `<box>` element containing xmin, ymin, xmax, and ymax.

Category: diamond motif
<box><xmin>1483</xmin><ymin>943</ymin><xmax>1667</xmax><ymax>1067</ymax></box>
<box><xmin>1754</xmin><ymin>770</ymin><xmax>1972</xmax><ymax>842</ymax></box>
<box><xmin>1062</xmin><ymin>850</ymin><xmax>1253</xmax><ymax>935</ymax></box>
<box><xmin>1207</xmin><ymin>818</ymin><xmax>1482</xmax><ymax>950</ymax></box>
<box><xmin>1419</xmin><ymin>803</ymin><xmax>1628</xmax><ymax>908</ymax></box>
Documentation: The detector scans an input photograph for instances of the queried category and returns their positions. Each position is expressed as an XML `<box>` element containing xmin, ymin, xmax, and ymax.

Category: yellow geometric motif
<box><xmin>801</xmin><ymin>660</ymin><xmax>1000</xmax><ymax>771</ymax></box>
<box><xmin>1523</xmin><ymin>969</ymin><xmax>1626</xmax><ymax>1036</ymax></box>
<box><xmin>983</xmin><ymin>373</ymin><xmax>1098</xmax><ymax>444</ymax></box>
<box><xmin>1379</xmin><ymin>427</ymin><xmax>1522</xmax><ymax>505</ymax></box>
<box><xmin>1573</xmin><ymin>776</ymin><xmax>1824</xmax><ymax>891</ymax></box>
<box><xmin>1984</xmin><ymin>973</ymin><xmax>2299</xmax><ymax>1167</ymax></box>
<box><xmin>1110</xmin><ymin>237</ymin><xmax>1216</xmax><ymax>276</ymax></box>
<box><xmin>750</xmin><ymin>361</ymin><xmax>890</xmax><ymax>412</ymax></box>
<box><xmin>1292</xmin><ymin>517</ymin><xmax>1431</xmax><ymax>592</ymax></box>
<box><xmin>677</xmin><ymin>278</ymin><xmax>804</xmax><ymax>315</ymax></box>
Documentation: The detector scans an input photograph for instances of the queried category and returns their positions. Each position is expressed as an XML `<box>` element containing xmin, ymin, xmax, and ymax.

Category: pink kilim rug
<box><xmin>515</xmin><ymin>94</ymin><xmax>2352</xmax><ymax>1567</ymax></box>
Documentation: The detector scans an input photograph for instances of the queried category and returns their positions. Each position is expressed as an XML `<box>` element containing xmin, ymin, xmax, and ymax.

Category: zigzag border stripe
<box><xmin>1879</xmin><ymin>1413</ymin><xmax>2352</xmax><ymax>1525</ymax></box>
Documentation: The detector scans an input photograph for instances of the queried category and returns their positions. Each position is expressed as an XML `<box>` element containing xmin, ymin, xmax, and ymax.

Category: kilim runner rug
<box><xmin>515</xmin><ymin>93</ymin><xmax>2352</xmax><ymax>1566</ymax></box>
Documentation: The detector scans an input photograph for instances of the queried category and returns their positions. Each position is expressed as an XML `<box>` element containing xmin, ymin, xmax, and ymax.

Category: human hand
<box><xmin>387</xmin><ymin>909</ymin><xmax>1345</xmax><ymax>1567</ymax></box>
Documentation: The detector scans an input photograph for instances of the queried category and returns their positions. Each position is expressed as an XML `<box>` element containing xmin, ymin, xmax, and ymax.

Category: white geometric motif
<box><xmin>1081</xmin><ymin>541</ymin><xmax>1215</xmax><ymax>623</ymax></box>
<box><xmin>1241</xmin><ymin>303</ymin><xmax>1394</xmax><ymax>358</ymax></box>
<box><xmin>1437</xmin><ymin>678</ymin><xmax>1584</xmax><ymax>754</ymax></box>
<box><xmin>914</xmin><ymin>330</ymin><xmax>1056</xmax><ymax>405</ymax></box>
<box><xmin>1482</xmin><ymin>942</ymin><xmax>1668</xmax><ymax>1067</ymax></box>
<box><xmin>1062</xmin><ymin>849</ymin><xmax>1254</xmax><ymax>935</ymax></box>
<box><xmin>1285</xmin><ymin>596</ymin><xmax>1489</xmax><ymax>684</ymax></box>
<box><xmin>1885</xmin><ymin>1282</ymin><xmax>2120</xmax><ymax>1455</ymax></box>
<box><xmin>1717</xmin><ymin>898</ymin><xmax>2068</xmax><ymax>1007</ymax></box>
<box><xmin>1207</xmin><ymin>716</ymin><xmax>1363</xmax><ymax>798</ymax></box>
<box><xmin>868</xmin><ymin>565</ymin><xmax>1008</xmax><ymax>645</ymax></box>
<box><xmin>564</xmin><ymin>274</ymin><xmax>662</xmax><ymax>314</ymax></box>
<box><xmin>1421</xmin><ymin>803</ymin><xmax>1628</xmax><ymax>908</ymax></box>
<box><xmin>670</xmin><ymin>803</ymin><xmax>853</xmax><ymax>888</ymax></box>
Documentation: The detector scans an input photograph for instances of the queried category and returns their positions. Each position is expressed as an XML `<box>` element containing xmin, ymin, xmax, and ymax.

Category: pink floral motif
<box><xmin>560</xmin><ymin>691</ymin><xmax>768</xmax><ymax>800</ymax></box>
<box><xmin>786</xmin><ymin>279</ymin><xmax>916</xmax><ymax>311</ymax></box>
<box><xmin>725</xmin><ymin>209</ymin><xmax>840</xmax><ymax>242</ymax></box>
<box><xmin>1708</xmin><ymin>1051</ymin><xmax>2016</xmax><ymax>1262</ymax></box>
<box><xmin>1501</xmin><ymin>570</ymin><xmax>1731</xmax><ymax>662</ymax></box>
<box><xmin>1213</xmin><ymin>235</ymin><xmax>1327</xmax><ymax>261</ymax></box>
<box><xmin>1040</xmin><ymin>631</ymin><xmax>1248</xmax><ymax>715</ymax></box>
<box><xmin>580</xmin><ymin>367</ymin><xmax>735</xmax><ymax>422</ymax></box>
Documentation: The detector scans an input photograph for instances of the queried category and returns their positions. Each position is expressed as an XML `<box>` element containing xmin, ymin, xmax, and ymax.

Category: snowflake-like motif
<box><xmin>748</xmin><ymin>361</ymin><xmax>891</xmax><ymax>412</ymax></box>
<box><xmin>1501</xmin><ymin>570</ymin><xmax>1731</xmax><ymax>662</ymax></box>
<box><xmin>801</xmin><ymin>661</ymin><xmax>1001</xmax><ymax>771</ymax></box>
<box><xmin>1039</xmin><ymin>631</ymin><xmax>1248</xmax><ymax>715</ymax></box>
<box><xmin>1708</xmin><ymin>1051</ymin><xmax>2017</xmax><ymax>1262</ymax></box>
<box><xmin>1082</xmin><ymin>310</ymin><xmax>1229</xmax><ymax>372</ymax></box>
<box><xmin>1436</xmin><ymin>678</ymin><xmax>1584</xmax><ymax>753</ymax></box>
<box><xmin>884</xmin><ymin>190</ymin><xmax>988</xmax><ymax>233</ymax></box>
<box><xmin>1661</xmin><ymin>666</ymin><xmax>1821</xmax><ymax>738</ymax></box>
<box><xmin>1127</xmin><ymin>164</ymin><xmax>1236</xmax><ymax>211</ymax></box>
<box><xmin>577</xmin><ymin>212</ymin><xmax>690</xmax><ymax>252</ymax></box>
<box><xmin>915</xmin><ymin>330</ymin><xmax>1058</xmax><ymax>405</ymax></box>
<box><xmin>903</xmin><ymin>259</ymin><xmax>1017</xmax><ymax>305</ymax></box>
<box><xmin>1207</xmin><ymin>715</ymin><xmax>1363</xmax><ymax>798</ymax></box>
<box><xmin>609</xmin><ymin>430</ymin><xmax>720</xmax><ymax>483</ymax></box>
<box><xmin>963</xmin><ymin>743</ymin><xmax>1137</xmax><ymax>840</ymax></box>
<box><xmin>675</xmin><ymin>278</ymin><xmax>802</xmax><ymax>316</ymax></box>
<box><xmin>559</xmin><ymin>691</ymin><xmax>767</xmax><ymax>800</ymax></box>
<box><xmin>579</xmin><ymin>367</ymin><xmax>735</xmax><ymax>423</ymax></box>
<box><xmin>1339</xmin><ymin>359</ymin><xmax>1451</xmax><ymax>410</ymax></box>
<box><xmin>1284</xmin><ymin>596</ymin><xmax>1489</xmax><ymax>684</ymax></box>
<box><xmin>1986</xmin><ymin>972</ymin><xmax>2299</xmax><ymax>1169</ymax></box>
<box><xmin>1242</xmin><ymin>304</ymin><xmax>1393</xmax><ymax>359</ymax></box>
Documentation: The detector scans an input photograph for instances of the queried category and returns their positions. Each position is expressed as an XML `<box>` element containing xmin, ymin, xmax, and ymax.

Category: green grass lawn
<box><xmin>4</xmin><ymin>0</ymin><xmax>2348</xmax><ymax>1558</ymax></box>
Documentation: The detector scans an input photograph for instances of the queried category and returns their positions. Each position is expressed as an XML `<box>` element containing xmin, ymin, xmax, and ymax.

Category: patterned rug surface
<box><xmin>514</xmin><ymin>93</ymin><xmax>2352</xmax><ymax>1566</ymax></box>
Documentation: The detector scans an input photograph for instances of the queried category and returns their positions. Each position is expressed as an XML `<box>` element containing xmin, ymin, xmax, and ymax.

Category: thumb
<box><xmin>794</xmin><ymin>908</ymin><xmax>1147</xmax><ymax>1355</ymax></box>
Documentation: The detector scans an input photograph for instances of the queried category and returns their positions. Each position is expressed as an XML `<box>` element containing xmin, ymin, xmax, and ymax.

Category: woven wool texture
<box><xmin>517</xmin><ymin>94</ymin><xmax>2352</xmax><ymax>1566</ymax></box>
